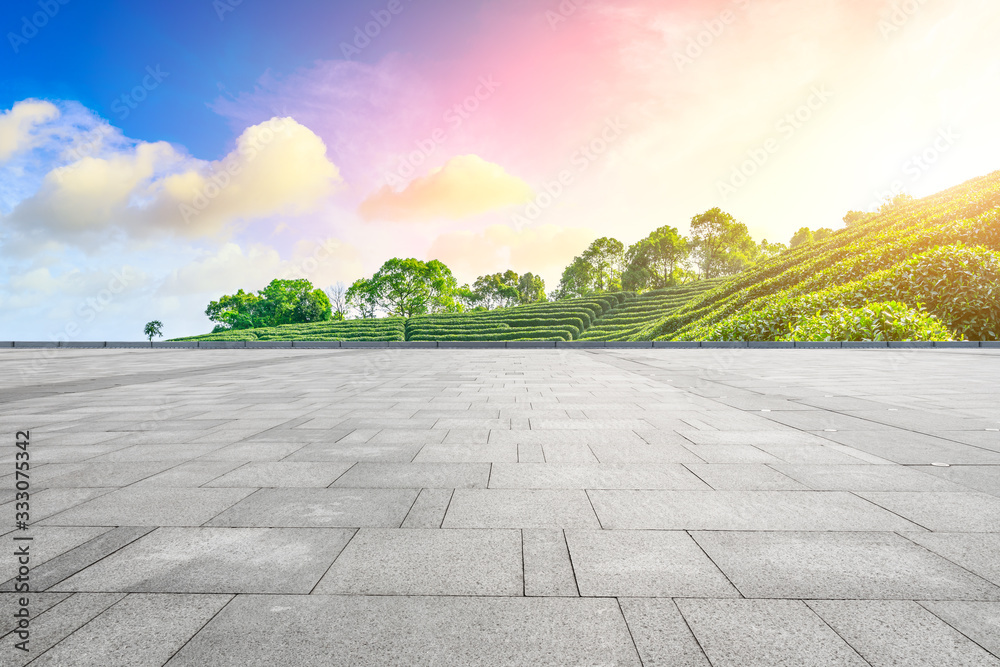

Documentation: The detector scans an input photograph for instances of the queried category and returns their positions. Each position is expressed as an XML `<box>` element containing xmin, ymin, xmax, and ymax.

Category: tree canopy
<box><xmin>346</xmin><ymin>258</ymin><xmax>461</xmax><ymax>318</ymax></box>
<box><xmin>206</xmin><ymin>279</ymin><xmax>331</xmax><ymax>330</ymax></box>
<box><xmin>689</xmin><ymin>208</ymin><xmax>758</xmax><ymax>279</ymax></box>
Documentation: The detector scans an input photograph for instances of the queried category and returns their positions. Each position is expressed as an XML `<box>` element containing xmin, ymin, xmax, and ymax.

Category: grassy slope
<box><xmin>172</xmin><ymin>283</ymin><xmax>717</xmax><ymax>342</ymax></box>
<box><xmin>632</xmin><ymin>171</ymin><xmax>1000</xmax><ymax>341</ymax></box>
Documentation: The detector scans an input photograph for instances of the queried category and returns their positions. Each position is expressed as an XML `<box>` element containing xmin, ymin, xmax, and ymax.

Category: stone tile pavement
<box><xmin>1</xmin><ymin>347</ymin><xmax>999</xmax><ymax>665</ymax></box>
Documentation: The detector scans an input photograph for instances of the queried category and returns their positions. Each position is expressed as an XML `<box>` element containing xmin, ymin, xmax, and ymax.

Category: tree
<box><xmin>327</xmin><ymin>282</ymin><xmax>348</xmax><ymax>320</ymax></box>
<box><xmin>206</xmin><ymin>279</ymin><xmax>331</xmax><ymax>330</ymax></box>
<box><xmin>624</xmin><ymin>225</ymin><xmax>690</xmax><ymax>290</ymax></box>
<box><xmin>472</xmin><ymin>271</ymin><xmax>520</xmax><ymax>310</ymax></box>
<box><xmin>516</xmin><ymin>272</ymin><xmax>546</xmax><ymax>305</ymax></box>
<box><xmin>144</xmin><ymin>320</ymin><xmax>163</xmax><ymax>342</ymax></box>
<box><xmin>256</xmin><ymin>279</ymin><xmax>331</xmax><ymax>326</ymax></box>
<box><xmin>757</xmin><ymin>239</ymin><xmax>787</xmax><ymax>260</ymax></box>
<box><xmin>878</xmin><ymin>192</ymin><xmax>914</xmax><ymax>215</ymax></box>
<box><xmin>789</xmin><ymin>227</ymin><xmax>814</xmax><ymax>248</ymax></box>
<box><xmin>205</xmin><ymin>289</ymin><xmax>264</xmax><ymax>330</ymax></box>
<box><xmin>581</xmin><ymin>237</ymin><xmax>625</xmax><ymax>291</ymax></box>
<box><xmin>350</xmin><ymin>258</ymin><xmax>461</xmax><ymax>318</ymax></box>
<box><xmin>689</xmin><ymin>208</ymin><xmax>757</xmax><ymax>279</ymax></box>
<box><xmin>346</xmin><ymin>278</ymin><xmax>379</xmax><ymax>319</ymax></box>
<box><xmin>790</xmin><ymin>227</ymin><xmax>834</xmax><ymax>249</ymax></box>
<box><xmin>813</xmin><ymin>227</ymin><xmax>834</xmax><ymax>243</ymax></box>
<box><xmin>553</xmin><ymin>256</ymin><xmax>594</xmax><ymax>299</ymax></box>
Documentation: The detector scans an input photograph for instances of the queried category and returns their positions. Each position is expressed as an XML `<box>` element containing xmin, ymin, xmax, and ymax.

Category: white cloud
<box><xmin>0</xmin><ymin>100</ymin><xmax>59</xmax><ymax>163</ymax></box>
<box><xmin>5</xmin><ymin>114</ymin><xmax>342</xmax><ymax>246</ymax></box>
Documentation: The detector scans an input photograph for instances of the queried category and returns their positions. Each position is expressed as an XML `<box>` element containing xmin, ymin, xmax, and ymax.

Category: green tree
<box><xmin>345</xmin><ymin>278</ymin><xmax>379</xmax><ymax>319</ymax></box>
<box><xmin>354</xmin><ymin>258</ymin><xmax>461</xmax><ymax>317</ymax></box>
<box><xmin>789</xmin><ymin>227</ymin><xmax>814</xmax><ymax>248</ymax></box>
<box><xmin>553</xmin><ymin>256</ymin><xmax>594</xmax><ymax>299</ymax></box>
<box><xmin>143</xmin><ymin>320</ymin><xmax>163</xmax><ymax>342</ymax></box>
<box><xmin>757</xmin><ymin>239</ymin><xmax>787</xmax><ymax>260</ymax></box>
<box><xmin>813</xmin><ymin>227</ymin><xmax>834</xmax><ymax>243</ymax></box>
<box><xmin>582</xmin><ymin>237</ymin><xmax>625</xmax><ymax>291</ymax></box>
<box><xmin>516</xmin><ymin>272</ymin><xmax>546</xmax><ymax>305</ymax></box>
<box><xmin>472</xmin><ymin>270</ymin><xmax>520</xmax><ymax>310</ymax></box>
<box><xmin>624</xmin><ymin>225</ymin><xmax>690</xmax><ymax>290</ymax></box>
<box><xmin>689</xmin><ymin>208</ymin><xmax>756</xmax><ymax>279</ymax></box>
<box><xmin>257</xmin><ymin>279</ymin><xmax>331</xmax><ymax>326</ymax></box>
<box><xmin>206</xmin><ymin>279</ymin><xmax>331</xmax><ymax>330</ymax></box>
<box><xmin>205</xmin><ymin>289</ymin><xmax>264</xmax><ymax>330</ymax></box>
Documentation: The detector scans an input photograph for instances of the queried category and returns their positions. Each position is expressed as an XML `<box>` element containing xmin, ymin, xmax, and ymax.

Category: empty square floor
<box><xmin>2</xmin><ymin>347</ymin><xmax>999</xmax><ymax>666</ymax></box>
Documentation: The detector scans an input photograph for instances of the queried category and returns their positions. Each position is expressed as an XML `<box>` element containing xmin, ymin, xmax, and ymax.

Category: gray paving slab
<box><xmin>678</xmin><ymin>430</ymin><xmax>833</xmax><ymax>446</ymax></box>
<box><xmin>684</xmin><ymin>463</ymin><xmax>807</xmax><ymax>490</ymax></box>
<box><xmin>772</xmin><ymin>464</ymin><xmax>971</xmax><ymax>491</ymax></box>
<box><xmin>412</xmin><ymin>443</ymin><xmax>519</xmax><ymax>462</ymax></box>
<box><xmin>130</xmin><ymin>460</ymin><xmax>245</xmax><ymax>486</ymax></box>
<box><xmin>487</xmin><ymin>463</ymin><xmax>709</xmax><ymax>489</ymax></box>
<box><xmin>285</xmin><ymin>441</ymin><xmax>424</xmax><ymax>462</ymax></box>
<box><xmin>38</xmin><ymin>487</ymin><xmax>255</xmax><ymax>527</ymax></box>
<box><xmin>0</xmin><ymin>526</ymin><xmax>110</xmax><ymax>583</ymax></box>
<box><xmin>902</xmin><ymin>532</ymin><xmax>1000</xmax><ymax>586</ymax></box>
<box><xmin>53</xmin><ymin>527</ymin><xmax>355</xmax><ymax>593</ymax></box>
<box><xmin>443</xmin><ymin>489</ymin><xmax>602</xmax><ymax>528</ymax></box>
<box><xmin>202</xmin><ymin>461</ymin><xmax>354</xmax><ymax>487</ymax></box>
<box><xmin>808</xmin><ymin>600</ymin><xmax>1000</xmax><ymax>666</ymax></box>
<box><xmin>1</xmin><ymin>526</ymin><xmax>152</xmax><ymax>592</ymax></box>
<box><xmin>619</xmin><ymin>598</ymin><xmax>711</xmax><ymax>666</ymax></box>
<box><xmin>588</xmin><ymin>490</ymin><xmax>924</xmax><ymax>530</ymax></box>
<box><xmin>565</xmin><ymin>530</ymin><xmax>739</xmax><ymax>597</ymax></box>
<box><xmin>315</xmin><ymin>528</ymin><xmax>521</xmax><ymax>596</ymax></box>
<box><xmin>206</xmin><ymin>487</ymin><xmax>420</xmax><ymax>527</ymax></box>
<box><xmin>0</xmin><ymin>593</ymin><xmax>125</xmax><ymax>666</ymax></box>
<box><xmin>914</xmin><ymin>464</ymin><xmax>1000</xmax><ymax>495</ymax></box>
<box><xmin>165</xmin><ymin>595</ymin><xmax>642</xmax><ymax>666</ymax></box>
<box><xmin>675</xmin><ymin>599</ymin><xmax>869</xmax><ymax>667</ymax></box>
<box><xmin>30</xmin><ymin>593</ymin><xmax>231</xmax><ymax>667</ymax></box>
<box><xmin>819</xmin><ymin>430</ymin><xmax>1000</xmax><ymax>464</ymax></box>
<box><xmin>693</xmin><ymin>531</ymin><xmax>1000</xmax><ymax>599</ymax></box>
<box><xmin>331</xmin><ymin>462</ymin><xmax>489</xmax><ymax>488</ymax></box>
<box><xmin>921</xmin><ymin>602</ymin><xmax>1000</xmax><ymax>658</ymax></box>
<box><xmin>400</xmin><ymin>488</ymin><xmax>454</xmax><ymax>528</ymax></box>
<box><xmin>522</xmin><ymin>529</ymin><xmax>578</xmax><ymax>597</ymax></box>
<box><xmin>0</xmin><ymin>593</ymin><xmax>71</xmax><ymax>636</ymax></box>
<box><xmin>859</xmin><ymin>491</ymin><xmax>1000</xmax><ymax>532</ymax></box>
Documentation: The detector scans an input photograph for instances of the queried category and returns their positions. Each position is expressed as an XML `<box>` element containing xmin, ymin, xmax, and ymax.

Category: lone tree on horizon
<box><xmin>144</xmin><ymin>320</ymin><xmax>164</xmax><ymax>342</ymax></box>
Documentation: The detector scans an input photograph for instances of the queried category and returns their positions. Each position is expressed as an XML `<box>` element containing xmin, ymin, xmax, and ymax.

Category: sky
<box><xmin>1</xmin><ymin>0</ymin><xmax>998</xmax><ymax>340</ymax></box>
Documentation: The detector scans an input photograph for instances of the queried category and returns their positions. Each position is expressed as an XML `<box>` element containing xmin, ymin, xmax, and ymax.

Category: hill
<box><xmin>172</xmin><ymin>283</ymin><xmax>719</xmax><ymax>342</ymax></box>
<box><xmin>632</xmin><ymin>171</ymin><xmax>1000</xmax><ymax>342</ymax></box>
